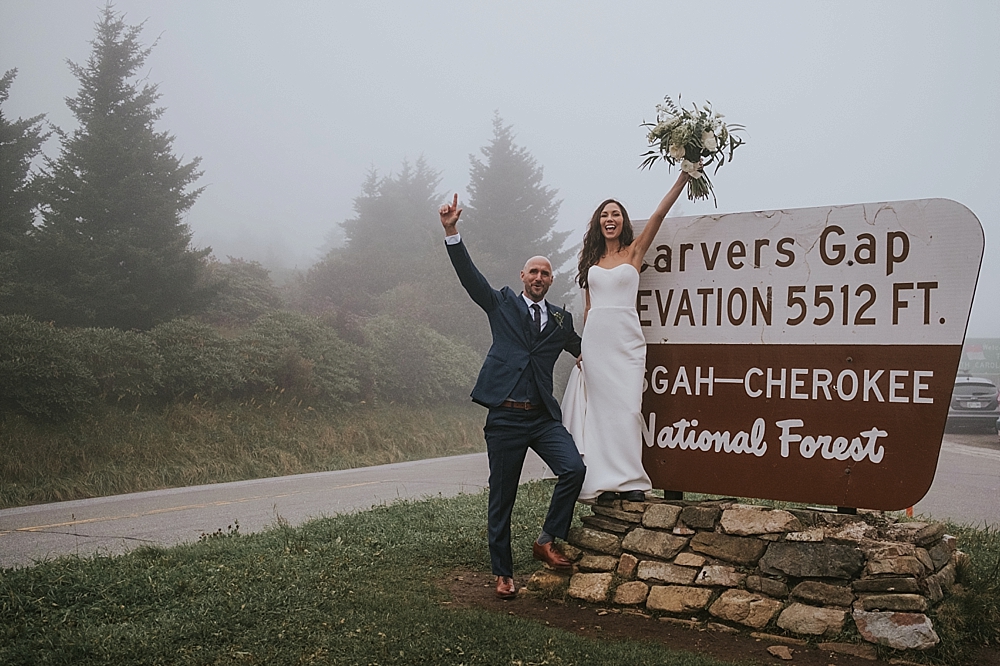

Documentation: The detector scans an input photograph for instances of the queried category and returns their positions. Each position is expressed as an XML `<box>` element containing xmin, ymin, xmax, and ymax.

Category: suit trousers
<box><xmin>484</xmin><ymin>406</ymin><xmax>585</xmax><ymax>577</ymax></box>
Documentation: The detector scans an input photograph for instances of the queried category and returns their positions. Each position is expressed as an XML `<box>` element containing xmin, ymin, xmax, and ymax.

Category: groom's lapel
<box><xmin>535</xmin><ymin>303</ymin><xmax>561</xmax><ymax>345</ymax></box>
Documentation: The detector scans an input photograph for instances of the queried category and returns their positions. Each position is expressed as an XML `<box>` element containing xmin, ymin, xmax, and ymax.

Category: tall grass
<box><xmin>0</xmin><ymin>401</ymin><xmax>486</xmax><ymax>509</ymax></box>
<box><xmin>928</xmin><ymin>522</ymin><xmax>1000</xmax><ymax>664</ymax></box>
<box><xmin>0</xmin><ymin>484</ymin><xmax>731</xmax><ymax>666</ymax></box>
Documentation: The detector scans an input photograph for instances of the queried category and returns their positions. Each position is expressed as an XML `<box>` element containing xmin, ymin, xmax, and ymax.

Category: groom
<box><xmin>439</xmin><ymin>194</ymin><xmax>585</xmax><ymax>599</ymax></box>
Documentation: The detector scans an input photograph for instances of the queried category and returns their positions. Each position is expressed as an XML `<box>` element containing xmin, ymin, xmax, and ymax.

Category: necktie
<box><xmin>531</xmin><ymin>303</ymin><xmax>541</xmax><ymax>335</ymax></box>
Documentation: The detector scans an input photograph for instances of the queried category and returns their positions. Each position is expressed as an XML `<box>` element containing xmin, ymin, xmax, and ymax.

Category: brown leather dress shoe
<box><xmin>532</xmin><ymin>541</ymin><xmax>573</xmax><ymax>570</ymax></box>
<box><xmin>495</xmin><ymin>576</ymin><xmax>516</xmax><ymax>599</ymax></box>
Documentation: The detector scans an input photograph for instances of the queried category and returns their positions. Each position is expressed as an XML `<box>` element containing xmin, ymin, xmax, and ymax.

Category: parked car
<box><xmin>946</xmin><ymin>376</ymin><xmax>1000</xmax><ymax>433</ymax></box>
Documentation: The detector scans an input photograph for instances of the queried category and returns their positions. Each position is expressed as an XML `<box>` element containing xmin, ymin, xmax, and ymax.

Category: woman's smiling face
<box><xmin>600</xmin><ymin>202</ymin><xmax>624</xmax><ymax>241</ymax></box>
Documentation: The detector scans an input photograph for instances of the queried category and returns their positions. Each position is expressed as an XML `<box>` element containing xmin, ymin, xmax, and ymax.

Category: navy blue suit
<box><xmin>447</xmin><ymin>239</ymin><xmax>585</xmax><ymax>577</ymax></box>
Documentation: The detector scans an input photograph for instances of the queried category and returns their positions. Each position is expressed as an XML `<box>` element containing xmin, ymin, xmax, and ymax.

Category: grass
<box><xmin>0</xmin><ymin>401</ymin><xmax>486</xmax><ymax>509</ymax></box>
<box><xmin>0</xmin><ymin>483</ymin><xmax>735</xmax><ymax>666</ymax></box>
<box><xmin>927</xmin><ymin>521</ymin><xmax>1000</xmax><ymax>664</ymax></box>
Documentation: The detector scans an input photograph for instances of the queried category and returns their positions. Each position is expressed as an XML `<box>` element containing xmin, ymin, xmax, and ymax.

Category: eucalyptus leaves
<box><xmin>640</xmin><ymin>95</ymin><xmax>745</xmax><ymax>206</ymax></box>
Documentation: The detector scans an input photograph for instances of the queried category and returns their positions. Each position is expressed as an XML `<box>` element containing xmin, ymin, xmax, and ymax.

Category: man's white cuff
<box><xmin>444</xmin><ymin>233</ymin><xmax>461</xmax><ymax>245</ymax></box>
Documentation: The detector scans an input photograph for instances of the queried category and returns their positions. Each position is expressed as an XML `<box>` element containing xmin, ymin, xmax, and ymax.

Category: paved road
<box><xmin>1</xmin><ymin>437</ymin><xmax>997</xmax><ymax>570</ymax></box>
<box><xmin>0</xmin><ymin>450</ymin><xmax>552</xmax><ymax>569</ymax></box>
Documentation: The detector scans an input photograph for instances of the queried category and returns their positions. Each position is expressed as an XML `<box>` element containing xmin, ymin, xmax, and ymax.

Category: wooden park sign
<box><xmin>637</xmin><ymin>198</ymin><xmax>984</xmax><ymax>510</ymax></box>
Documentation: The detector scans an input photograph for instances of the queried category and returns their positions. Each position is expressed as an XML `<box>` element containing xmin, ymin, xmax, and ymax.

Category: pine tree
<box><xmin>0</xmin><ymin>69</ymin><xmax>49</xmax><ymax>312</ymax></box>
<box><xmin>29</xmin><ymin>5</ymin><xmax>210</xmax><ymax>329</ymax></box>
<box><xmin>463</xmin><ymin>114</ymin><xmax>574</xmax><ymax>304</ymax></box>
<box><xmin>0</xmin><ymin>69</ymin><xmax>47</xmax><ymax>251</ymax></box>
<box><xmin>304</xmin><ymin>158</ymin><xmax>442</xmax><ymax>314</ymax></box>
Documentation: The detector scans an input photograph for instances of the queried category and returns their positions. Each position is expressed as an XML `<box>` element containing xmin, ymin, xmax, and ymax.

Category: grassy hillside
<box><xmin>0</xmin><ymin>401</ymin><xmax>486</xmax><ymax>509</ymax></box>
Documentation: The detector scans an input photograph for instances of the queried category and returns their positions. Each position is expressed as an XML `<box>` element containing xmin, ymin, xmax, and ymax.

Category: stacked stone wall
<box><xmin>532</xmin><ymin>498</ymin><xmax>965</xmax><ymax>651</ymax></box>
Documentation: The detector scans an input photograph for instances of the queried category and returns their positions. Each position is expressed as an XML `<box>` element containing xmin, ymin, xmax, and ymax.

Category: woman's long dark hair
<box><xmin>576</xmin><ymin>199</ymin><xmax>634</xmax><ymax>289</ymax></box>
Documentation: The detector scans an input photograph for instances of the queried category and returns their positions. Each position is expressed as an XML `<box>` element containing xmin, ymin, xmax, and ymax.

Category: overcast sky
<box><xmin>2</xmin><ymin>1</ymin><xmax>997</xmax><ymax>336</ymax></box>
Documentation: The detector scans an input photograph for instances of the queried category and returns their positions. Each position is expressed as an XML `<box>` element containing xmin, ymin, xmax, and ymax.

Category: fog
<box><xmin>2</xmin><ymin>1</ymin><xmax>997</xmax><ymax>336</ymax></box>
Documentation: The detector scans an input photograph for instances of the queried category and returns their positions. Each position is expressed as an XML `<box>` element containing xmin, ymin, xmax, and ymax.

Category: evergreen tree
<box><xmin>0</xmin><ymin>69</ymin><xmax>48</xmax><ymax>312</ymax></box>
<box><xmin>463</xmin><ymin>114</ymin><xmax>575</xmax><ymax>304</ymax></box>
<box><xmin>29</xmin><ymin>5</ymin><xmax>210</xmax><ymax>329</ymax></box>
<box><xmin>304</xmin><ymin>158</ymin><xmax>442</xmax><ymax>314</ymax></box>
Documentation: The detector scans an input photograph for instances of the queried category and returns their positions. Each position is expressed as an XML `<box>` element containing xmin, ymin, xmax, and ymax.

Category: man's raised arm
<box><xmin>440</xmin><ymin>194</ymin><xmax>498</xmax><ymax>311</ymax></box>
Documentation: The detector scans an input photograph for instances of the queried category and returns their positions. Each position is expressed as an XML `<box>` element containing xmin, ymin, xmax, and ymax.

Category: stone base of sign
<box><xmin>531</xmin><ymin>497</ymin><xmax>964</xmax><ymax>652</ymax></box>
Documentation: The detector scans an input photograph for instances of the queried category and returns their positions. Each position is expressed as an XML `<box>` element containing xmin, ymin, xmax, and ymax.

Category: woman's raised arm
<box><xmin>629</xmin><ymin>171</ymin><xmax>690</xmax><ymax>266</ymax></box>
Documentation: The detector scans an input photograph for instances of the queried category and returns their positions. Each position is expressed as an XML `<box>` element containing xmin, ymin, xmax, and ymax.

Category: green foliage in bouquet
<box><xmin>640</xmin><ymin>95</ymin><xmax>745</xmax><ymax>206</ymax></box>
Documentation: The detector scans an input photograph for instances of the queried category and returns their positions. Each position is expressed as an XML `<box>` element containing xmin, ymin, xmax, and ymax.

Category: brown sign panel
<box><xmin>637</xmin><ymin>199</ymin><xmax>984</xmax><ymax>510</ymax></box>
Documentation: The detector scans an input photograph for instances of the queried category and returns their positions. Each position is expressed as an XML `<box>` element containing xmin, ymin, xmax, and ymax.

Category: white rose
<box><xmin>668</xmin><ymin>144</ymin><xmax>685</xmax><ymax>160</ymax></box>
<box><xmin>681</xmin><ymin>159</ymin><xmax>703</xmax><ymax>179</ymax></box>
<box><xmin>702</xmin><ymin>131</ymin><xmax>718</xmax><ymax>152</ymax></box>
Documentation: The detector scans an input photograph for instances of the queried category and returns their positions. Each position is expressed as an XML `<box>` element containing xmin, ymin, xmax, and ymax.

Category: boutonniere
<box><xmin>551</xmin><ymin>310</ymin><xmax>565</xmax><ymax>329</ymax></box>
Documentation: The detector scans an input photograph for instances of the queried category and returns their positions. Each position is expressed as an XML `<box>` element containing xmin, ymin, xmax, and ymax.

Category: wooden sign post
<box><xmin>638</xmin><ymin>199</ymin><xmax>984</xmax><ymax>510</ymax></box>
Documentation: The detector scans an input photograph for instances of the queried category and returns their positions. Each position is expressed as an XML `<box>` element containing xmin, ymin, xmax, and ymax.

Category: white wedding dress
<box><xmin>562</xmin><ymin>263</ymin><xmax>651</xmax><ymax>499</ymax></box>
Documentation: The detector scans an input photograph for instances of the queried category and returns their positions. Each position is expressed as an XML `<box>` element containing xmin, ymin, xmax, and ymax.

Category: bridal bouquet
<box><xmin>640</xmin><ymin>95</ymin><xmax>745</xmax><ymax>206</ymax></box>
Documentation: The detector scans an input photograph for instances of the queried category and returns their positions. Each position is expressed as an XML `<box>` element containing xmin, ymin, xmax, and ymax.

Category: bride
<box><xmin>562</xmin><ymin>170</ymin><xmax>691</xmax><ymax>505</ymax></box>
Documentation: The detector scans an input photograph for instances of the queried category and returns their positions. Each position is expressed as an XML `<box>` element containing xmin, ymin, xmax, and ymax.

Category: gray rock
<box><xmin>708</xmin><ymin>589</ymin><xmax>783</xmax><ymax>629</ymax></box>
<box><xmin>690</xmin><ymin>532</ymin><xmax>767</xmax><ymax>566</ymax></box>
<box><xmin>642</xmin><ymin>503</ymin><xmax>682</xmax><ymax>530</ymax></box>
<box><xmin>567</xmin><ymin>572</ymin><xmax>613</xmax><ymax>603</ymax></box>
<box><xmin>746</xmin><ymin>575</ymin><xmax>789</xmax><ymax>598</ymax></box>
<box><xmin>785</xmin><ymin>528</ymin><xmax>824</xmax><ymax>542</ymax></box>
<box><xmin>788</xmin><ymin>509</ymin><xmax>818</xmax><ymax>527</ymax></box>
<box><xmin>862</xmin><ymin>541</ymin><xmax>916</xmax><ymax>558</ymax></box>
<box><xmin>637</xmin><ymin>560</ymin><xmax>697</xmax><ymax>585</ymax></box>
<box><xmin>591</xmin><ymin>505</ymin><xmax>643</xmax><ymax>523</ymax></box>
<box><xmin>853</xmin><ymin>610</ymin><xmax>940</xmax><ymax>650</ymax></box>
<box><xmin>622</xmin><ymin>528</ymin><xmax>689</xmax><ymax>560</ymax></box>
<box><xmin>884</xmin><ymin>522</ymin><xmax>929</xmax><ymax>543</ymax></box>
<box><xmin>567</xmin><ymin>527</ymin><xmax>621</xmax><ymax>555</ymax></box>
<box><xmin>852</xmin><ymin>576</ymin><xmax>919</xmax><ymax>594</ymax></box>
<box><xmin>695</xmin><ymin>565</ymin><xmax>746</xmax><ymax>588</ymax></box>
<box><xmin>913</xmin><ymin>522</ymin><xmax>946</xmax><ymax>546</ymax></box>
<box><xmin>577</xmin><ymin>554</ymin><xmax>619</xmax><ymax>572</ymax></box>
<box><xmin>914</xmin><ymin>547</ymin><xmax>934</xmax><ymax>573</ymax></box>
<box><xmin>825</xmin><ymin>521</ymin><xmax>878</xmax><ymax>544</ymax></box>
<box><xmin>921</xmin><ymin>562</ymin><xmax>956</xmax><ymax>604</ymax></box>
<box><xmin>776</xmin><ymin>603</ymin><xmax>846</xmax><ymax>636</ymax></box>
<box><xmin>560</xmin><ymin>543</ymin><xmax>583</xmax><ymax>562</ymax></box>
<box><xmin>580</xmin><ymin>514</ymin><xmax>631</xmax><ymax>534</ymax></box>
<box><xmin>674</xmin><ymin>552</ymin><xmax>706</xmax><ymax>567</ymax></box>
<box><xmin>617</xmin><ymin>552</ymin><xmax>639</xmax><ymax>578</ymax></box>
<box><xmin>927</xmin><ymin>539</ymin><xmax>953</xmax><ymax>571</ymax></box>
<box><xmin>859</xmin><ymin>594</ymin><xmax>928</xmax><ymax>612</ymax></box>
<box><xmin>790</xmin><ymin>580</ymin><xmax>854</xmax><ymax>607</ymax></box>
<box><xmin>720</xmin><ymin>507</ymin><xmax>802</xmax><ymax>536</ymax></box>
<box><xmin>527</xmin><ymin>569</ymin><xmax>570</xmax><ymax>593</ymax></box>
<box><xmin>680</xmin><ymin>505</ymin><xmax>721</xmax><ymax>529</ymax></box>
<box><xmin>766</xmin><ymin>645</ymin><xmax>794</xmax><ymax>660</ymax></box>
<box><xmin>646</xmin><ymin>585</ymin><xmax>714</xmax><ymax>613</ymax></box>
<box><xmin>922</xmin><ymin>575</ymin><xmax>943</xmax><ymax>604</ymax></box>
<box><xmin>612</xmin><ymin>581</ymin><xmax>649</xmax><ymax>605</ymax></box>
<box><xmin>865</xmin><ymin>555</ymin><xmax>925</xmax><ymax>577</ymax></box>
<box><xmin>759</xmin><ymin>542</ymin><xmax>864</xmax><ymax>579</ymax></box>
<box><xmin>620</xmin><ymin>500</ymin><xmax>648</xmax><ymax>513</ymax></box>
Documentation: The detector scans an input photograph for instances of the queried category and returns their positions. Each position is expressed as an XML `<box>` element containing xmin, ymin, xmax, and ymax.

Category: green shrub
<box><xmin>362</xmin><ymin>315</ymin><xmax>480</xmax><ymax>405</ymax></box>
<box><xmin>147</xmin><ymin>318</ymin><xmax>243</xmax><ymax>399</ymax></box>
<box><xmin>70</xmin><ymin>327</ymin><xmax>163</xmax><ymax>404</ymax></box>
<box><xmin>238</xmin><ymin>311</ymin><xmax>361</xmax><ymax>406</ymax></box>
<box><xmin>201</xmin><ymin>258</ymin><xmax>283</xmax><ymax>326</ymax></box>
<box><xmin>0</xmin><ymin>315</ymin><xmax>96</xmax><ymax>418</ymax></box>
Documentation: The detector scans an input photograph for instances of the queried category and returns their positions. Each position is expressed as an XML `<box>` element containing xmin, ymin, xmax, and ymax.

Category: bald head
<box><xmin>523</xmin><ymin>255</ymin><xmax>552</xmax><ymax>273</ymax></box>
<box><xmin>520</xmin><ymin>255</ymin><xmax>554</xmax><ymax>303</ymax></box>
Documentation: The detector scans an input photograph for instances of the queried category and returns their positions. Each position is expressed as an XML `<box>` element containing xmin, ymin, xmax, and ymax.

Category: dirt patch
<box><xmin>441</xmin><ymin>569</ymin><xmax>1000</xmax><ymax>666</ymax></box>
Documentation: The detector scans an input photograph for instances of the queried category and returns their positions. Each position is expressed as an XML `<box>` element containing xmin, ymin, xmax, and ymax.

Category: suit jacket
<box><xmin>447</xmin><ymin>239</ymin><xmax>582</xmax><ymax>422</ymax></box>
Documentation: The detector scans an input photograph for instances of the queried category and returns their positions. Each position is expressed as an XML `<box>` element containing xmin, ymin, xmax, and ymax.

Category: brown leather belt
<box><xmin>499</xmin><ymin>400</ymin><xmax>539</xmax><ymax>410</ymax></box>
